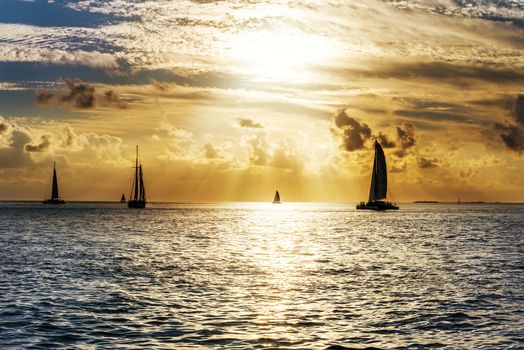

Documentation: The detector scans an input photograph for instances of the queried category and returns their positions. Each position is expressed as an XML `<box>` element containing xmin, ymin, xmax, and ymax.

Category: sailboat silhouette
<box><xmin>43</xmin><ymin>162</ymin><xmax>65</xmax><ymax>204</ymax></box>
<box><xmin>128</xmin><ymin>146</ymin><xmax>147</xmax><ymax>208</ymax></box>
<box><xmin>272</xmin><ymin>190</ymin><xmax>281</xmax><ymax>204</ymax></box>
<box><xmin>120</xmin><ymin>193</ymin><xmax>126</xmax><ymax>203</ymax></box>
<box><xmin>356</xmin><ymin>141</ymin><xmax>398</xmax><ymax>210</ymax></box>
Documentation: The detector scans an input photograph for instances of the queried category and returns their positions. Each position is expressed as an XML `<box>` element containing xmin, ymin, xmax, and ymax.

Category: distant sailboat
<box><xmin>272</xmin><ymin>190</ymin><xmax>281</xmax><ymax>204</ymax></box>
<box><xmin>120</xmin><ymin>193</ymin><xmax>126</xmax><ymax>203</ymax></box>
<box><xmin>43</xmin><ymin>162</ymin><xmax>65</xmax><ymax>204</ymax></box>
<box><xmin>128</xmin><ymin>146</ymin><xmax>147</xmax><ymax>208</ymax></box>
<box><xmin>356</xmin><ymin>141</ymin><xmax>398</xmax><ymax>210</ymax></box>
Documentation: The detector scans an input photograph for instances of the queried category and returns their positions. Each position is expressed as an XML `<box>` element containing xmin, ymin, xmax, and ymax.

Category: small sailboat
<box><xmin>120</xmin><ymin>193</ymin><xmax>126</xmax><ymax>203</ymax></box>
<box><xmin>43</xmin><ymin>162</ymin><xmax>65</xmax><ymax>204</ymax></box>
<box><xmin>272</xmin><ymin>190</ymin><xmax>281</xmax><ymax>204</ymax></box>
<box><xmin>128</xmin><ymin>146</ymin><xmax>147</xmax><ymax>208</ymax></box>
<box><xmin>356</xmin><ymin>141</ymin><xmax>398</xmax><ymax>211</ymax></box>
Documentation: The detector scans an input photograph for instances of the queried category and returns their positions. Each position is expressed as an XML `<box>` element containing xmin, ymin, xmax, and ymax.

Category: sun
<box><xmin>226</xmin><ymin>29</ymin><xmax>336</xmax><ymax>82</ymax></box>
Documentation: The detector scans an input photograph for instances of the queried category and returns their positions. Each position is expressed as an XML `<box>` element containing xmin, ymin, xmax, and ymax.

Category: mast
<box><xmin>51</xmin><ymin>161</ymin><xmax>59</xmax><ymax>200</ymax></box>
<box><xmin>368</xmin><ymin>146</ymin><xmax>377</xmax><ymax>202</ymax></box>
<box><xmin>133</xmin><ymin>145</ymin><xmax>139</xmax><ymax>201</ymax></box>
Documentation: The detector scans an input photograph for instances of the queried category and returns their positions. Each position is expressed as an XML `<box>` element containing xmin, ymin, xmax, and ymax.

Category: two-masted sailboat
<box><xmin>43</xmin><ymin>162</ymin><xmax>65</xmax><ymax>204</ymax></box>
<box><xmin>128</xmin><ymin>146</ymin><xmax>147</xmax><ymax>208</ymax></box>
<box><xmin>272</xmin><ymin>190</ymin><xmax>281</xmax><ymax>204</ymax></box>
<box><xmin>356</xmin><ymin>141</ymin><xmax>398</xmax><ymax>211</ymax></box>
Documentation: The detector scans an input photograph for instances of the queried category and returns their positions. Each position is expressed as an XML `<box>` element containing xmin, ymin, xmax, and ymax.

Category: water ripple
<box><xmin>0</xmin><ymin>202</ymin><xmax>523</xmax><ymax>349</ymax></box>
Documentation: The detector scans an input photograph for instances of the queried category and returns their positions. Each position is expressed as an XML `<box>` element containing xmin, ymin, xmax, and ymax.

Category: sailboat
<box><xmin>356</xmin><ymin>141</ymin><xmax>398</xmax><ymax>211</ymax></box>
<box><xmin>120</xmin><ymin>193</ymin><xmax>126</xmax><ymax>203</ymax></box>
<box><xmin>272</xmin><ymin>190</ymin><xmax>281</xmax><ymax>204</ymax></box>
<box><xmin>128</xmin><ymin>146</ymin><xmax>147</xmax><ymax>208</ymax></box>
<box><xmin>43</xmin><ymin>162</ymin><xmax>65</xmax><ymax>204</ymax></box>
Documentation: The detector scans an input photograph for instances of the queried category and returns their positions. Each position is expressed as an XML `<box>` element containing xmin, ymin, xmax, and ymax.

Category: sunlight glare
<box><xmin>226</xmin><ymin>30</ymin><xmax>335</xmax><ymax>82</ymax></box>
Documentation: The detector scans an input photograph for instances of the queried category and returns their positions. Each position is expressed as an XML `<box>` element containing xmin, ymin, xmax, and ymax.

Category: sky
<box><xmin>0</xmin><ymin>0</ymin><xmax>523</xmax><ymax>202</ymax></box>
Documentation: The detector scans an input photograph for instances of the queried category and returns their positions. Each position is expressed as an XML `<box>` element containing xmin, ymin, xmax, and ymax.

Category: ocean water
<box><xmin>0</xmin><ymin>202</ymin><xmax>523</xmax><ymax>349</ymax></box>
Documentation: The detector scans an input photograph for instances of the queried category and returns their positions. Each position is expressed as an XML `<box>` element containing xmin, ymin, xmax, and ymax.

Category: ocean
<box><xmin>0</xmin><ymin>202</ymin><xmax>523</xmax><ymax>349</ymax></box>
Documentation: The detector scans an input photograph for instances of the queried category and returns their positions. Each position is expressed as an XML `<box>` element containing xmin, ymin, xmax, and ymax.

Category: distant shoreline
<box><xmin>1</xmin><ymin>200</ymin><xmax>523</xmax><ymax>205</ymax></box>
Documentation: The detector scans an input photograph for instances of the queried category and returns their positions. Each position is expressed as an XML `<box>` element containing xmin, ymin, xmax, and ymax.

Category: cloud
<box><xmin>238</xmin><ymin>118</ymin><xmax>263</xmax><ymax>129</ymax></box>
<box><xmin>334</xmin><ymin>61</ymin><xmax>524</xmax><ymax>87</ymax></box>
<box><xmin>394</xmin><ymin>123</ymin><xmax>416</xmax><ymax>158</ymax></box>
<box><xmin>512</xmin><ymin>94</ymin><xmax>524</xmax><ymax>124</ymax></box>
<box><xmin>419</xmin><ymin>157</ymin><xmax>439</xmax><ymax>169</ymax></box>
<box><xmin>25</xmin><ymin>135</ymin><xmax>51</xmax><ymax>152</ymax></box>
<box><xmin>36</xmin><ymin>79</ymin><xmax>127</xmax><ymax>109</ymax></box>
<box><xmin>494</xmin><ymin>94</ymin><xmax>524</xmax><ymax>153</ymax></box>
<box><xmin>62</xmin><ymin>126</ymin><xmax>76</xmax><ymax>147</ymax></box>
<box><xmin>151</xmin><ymin>79</ymin><xmax>170</xmax><ymax>91</ymax></box>
<box><xmin>494</xmin><ymin>123</ymin><xmax>524</xmax><ymax>153</ymax></box>
<box><xmin>377</xmin><ymin>132</ymin><xmax>396</xmax><ymax>148</ymax></box>
<box><xmin>270</xmin><ymin>142</ymin><xmax>304</xmax><ymax>173</ymax></box>
<box><xmin>0</xmin><ymin>46</ymin><xmax>119</xmax><ymax>69</ymax></box>
<box><xmin>333</xmin><ymin>109</ymin><xmax>372</xmax><ymax>151</ymax></box>
<box><xmin>0</xmin><ymin>121</ymin><xmax>8</xmax><ymax>133</ymax></box>
<box><xmin>246</xmin><ymin>134</ymin><xmax>269</xmax><ymax>166</ymax></box>
<box><xmin>203</xmin><ymin>142</ymin><xmax>221</xmax><ymax>159</ymax></box>
<box><xmin>0</xmin><ymin>129</ymin><xmax>34</xmax><ymax>168</ymax></box>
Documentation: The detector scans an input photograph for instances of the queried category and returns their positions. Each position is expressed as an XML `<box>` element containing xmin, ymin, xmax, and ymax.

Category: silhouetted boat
<box><xmin>43</xmin><ymin>162</ymin><xmax>65</xmax><ymax>204</ymax></box>
<box><xmin>356</xmin><ymin>141</ymin><xmax>398</xmax><ymax>211</ymax></box>
<box><xmin>120</xmin><ymin>193</ymin><xmax>126</xmax><ymax>203</ymax></box>
<box><xmin>272</xmin><ymin>190</ymin><xmax>281</xmax><ymax>204</ymax></box>
<box><xmin>128</xmin><ymin>146</ymin><xmax>146</xmax><ymax>208</ymax></box>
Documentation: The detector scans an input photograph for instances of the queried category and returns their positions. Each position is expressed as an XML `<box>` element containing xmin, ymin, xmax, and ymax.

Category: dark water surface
<box><xmin>0</xmin><ymin>202</ymin><xmax>523</xmax><ymax>349</ymax></box>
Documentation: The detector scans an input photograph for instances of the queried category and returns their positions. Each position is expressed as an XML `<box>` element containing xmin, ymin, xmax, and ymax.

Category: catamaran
<box><xmin>272</xmin><ymin>190</ymin><xmax>281</xmax><ymax>204</ymax></box>
<box><xmin>43</xmin><ymin>162</ymin><xmax>65</xmax><ymax>204</ymax></box>
<box><xmin>357</xmin><ymin>141</ymin><xmax>398</xmax><ymax>211</ymax></box>
<box><xmin>128</xmin><ymin>146</ymin><xmax>147</xmax><ymax>208</ymax></box>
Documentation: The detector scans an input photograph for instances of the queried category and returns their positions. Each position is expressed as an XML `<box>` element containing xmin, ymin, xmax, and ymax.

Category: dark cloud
<box><xmin>0</xmin><ymin>122</ymin><xmax>7</xmax><ymax>133</ymax></box>
<box><xmin>393</xmin><ymin>123</ymin><xmax>416</xmax><ymax>158</ymax></box>
<box><xmin>389</xmin><ymin>162</ymin><xmax>407</xmax><ymax>173</ymax></box>
<box><xmin>377</xmin><ymin>132</ymin><xmax>396</xmax><ymax>148</ymax></box>
<box><xmin>494</xmin><ymin>123</ymin><xmax>524</xmax><ymax>153</ymax></box>
<box><xmin>494</xmin><ymin>95</ymin><xmax>524</xmax><ymax>153</ymax></box>
<box><xmin>238</xmin><ymin>118</ymin><xmax>263</xmax><ymax>129</ymax></box>
<box><xmin>25</xmin><ymin>135</ymin><xmax>51</xmax><ymax>152</ymax></box>
<box><xmin>356</xmin><ymin>61</ymin><xmax>524</xmax><ymax>86</ymax></box>
<box><xmin>393</xmin><ymin>109</ymin><xmax>473</xmax><ymax>124</ymax></box>
<box><xmin>419</xmin><ymin>157</ymin><xmax>439</xmax><ymax>169</ymax></box>
<box><xmin>333</xmin><ymin>109</ymin><xmax>372</xmax><ymax>151</ymax></box>
<box><xmin>512</xmin><ymin>94</ymin><xmax>524</xmax><ymax>125</ymax></box>
<box><xmin>397</xmin><ymin>123</ymin><xmax>416</xmax><ymax>149</ymax></box>
<box><xmin>36</xmin><ymin>79</ymin><xmax>127</xmax><ymax>109</ymax></box>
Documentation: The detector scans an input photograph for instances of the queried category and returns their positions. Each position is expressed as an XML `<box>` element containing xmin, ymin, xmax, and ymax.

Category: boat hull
<box><xmin>43</xmin><ymin>199</ymin><xmax>65</xmax><ymax>205</ymax></box>
<box><xmin>356</xmin><ymin>201</ymin><xmax>398</xmax><ymax>211</ymax></box>
<box><xmin>128</xmin><ymin>200</ymin><xmax>146</xmax><ymax>208</ymax></box>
